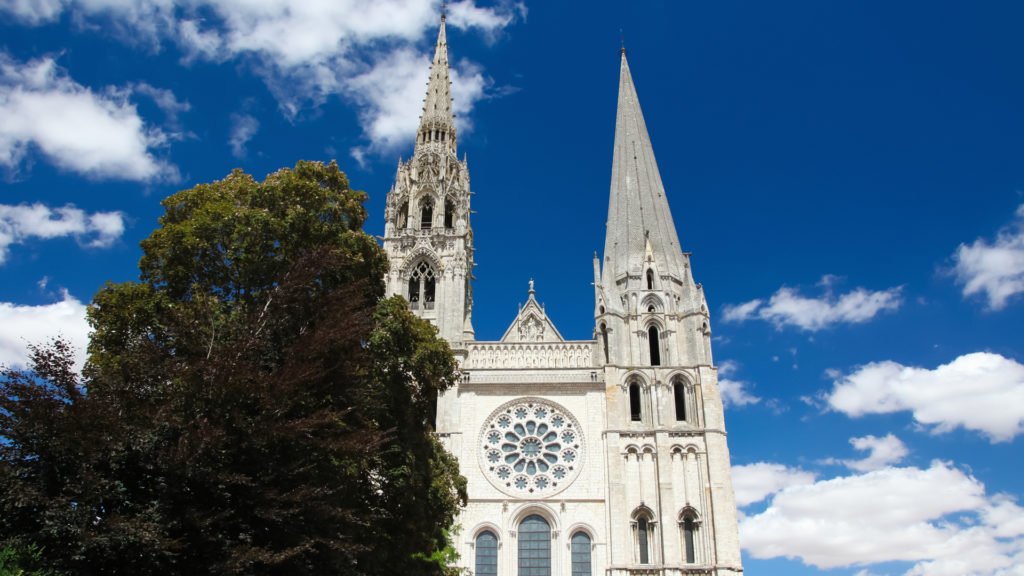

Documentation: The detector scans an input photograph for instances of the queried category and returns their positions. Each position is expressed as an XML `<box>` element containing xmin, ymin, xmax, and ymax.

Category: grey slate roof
<box><xmin>602</xmin><ymin>51</ymin><xmax>686</xmax><ymax>285</ymax></box>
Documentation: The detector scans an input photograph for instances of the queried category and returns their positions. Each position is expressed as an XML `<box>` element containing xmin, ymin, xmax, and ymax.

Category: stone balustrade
<box><xmin>465</xmin><ymin>341</ymin><xmax>595</xmax><ymax>369</ymax></box>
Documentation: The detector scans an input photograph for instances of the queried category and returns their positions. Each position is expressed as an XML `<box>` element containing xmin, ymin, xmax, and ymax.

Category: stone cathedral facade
<box><xmin>382</xmin><ymin>17</ymin><xmax>743</xmax><ymax>576</ymax></box>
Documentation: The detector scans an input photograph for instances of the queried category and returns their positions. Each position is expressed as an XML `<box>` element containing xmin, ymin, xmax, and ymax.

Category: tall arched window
<box><xmin>648</xmin><ymin>326</ymin><xmax>661</xmax><ymax>366</ymax></box>
<box><xmin>408</xmin><ymin>261</ymin><xmax>436</xmax><ymax>310</ymax></box>
<box><xmin>444</xmin><ymin>198</ymin><xmax>455</xmax><ymax>228</ymax></box>
<box><xmin>637</xmin><ymin>516</ymin><xmax>651</xmax><ymax>564</ymax></box>
<box><xmin>683</xmin><ymin>516</ymin><xmax>696</xmax><ymax>563</ymax></box>
<box><xmin>673</xmin><ymin>381</ymin><xmax>686</xmax><ymax>422</ymax></box>
<box><xmin>475</xmin><ymin>531</ymin><xmax>498</xmax><ymax>576</ymax></box>
<box><xmin>518</xmin><ymin>514</ymin><xmax>551</xmax><ymax>576</ymax></box>
<box><xmin>646</xmin><ymin>269</ymin><xmax>655</xmax><ymax>290</ymax></box>
<box><xmin>629</xmin><ymin>382</ymin><xmax>642</xmax><ymax>422</ymax></box>
<box><xmin>600</xmin><ymin>323</ymin><xmax>610</xmax><ymax>364</ymax></box>
<box><xmin>571</xmin><ymin>532</ymin><xmax>592</xmax><ymax>576</ymax></box>
<box><xmin>420</xmin><ymin>198</ymin><xmax>433</xmax><ymax>229</ymax></box>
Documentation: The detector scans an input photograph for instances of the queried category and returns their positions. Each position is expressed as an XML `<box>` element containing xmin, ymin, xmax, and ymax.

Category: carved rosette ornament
<box><xmin>479</xmin><ymin>398</ymin><xmax>584</xmax><ymax>497</ymax></box>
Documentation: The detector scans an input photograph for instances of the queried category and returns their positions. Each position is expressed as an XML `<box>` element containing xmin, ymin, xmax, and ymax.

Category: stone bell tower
<box><xmin>594</xmin><ymin>49</ymin><xmax>744</xmax><ymax>575</ymax></box>
<box><xmin>382</xmin><ymin>14</ymin><xmax>475</xmax><ymax>346</ymax></box>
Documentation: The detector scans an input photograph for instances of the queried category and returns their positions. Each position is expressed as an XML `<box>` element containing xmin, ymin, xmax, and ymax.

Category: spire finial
<box><xmin>620</xmin><ymin>29</ymin><xmax>626</xmax><ymax>56</ymax></box>
<box><xmin>528</xmin><ymin>278</ymin><xmax>535</xmax><ymax>295</ymax></box>
<box><xmin>441</xmin><ymin>1</ymin><xmax>447</xmax><ymax>22</ymax></box>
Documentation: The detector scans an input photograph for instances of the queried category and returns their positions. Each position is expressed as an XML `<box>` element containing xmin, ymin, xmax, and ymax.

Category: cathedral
<box><xmin>382</xmin><ymin>17</ymin><xmax>743</xmax><ymax>576</ymax></box>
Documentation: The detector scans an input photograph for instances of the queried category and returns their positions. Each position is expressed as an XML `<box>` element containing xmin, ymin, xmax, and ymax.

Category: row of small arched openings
<box><xmin>631</xmin><ymin>505</ymin><xmax>702</xmax><ymax>565</ymax></box>
<box><xmin>598</xmin><ymin>321</ymin><xmax>664</xmax><ymax>366</ymax></box>
<box><xmin>628</xmin><ymin>377</ymin><xmax>692</xmax><ymax>423</ymax></box>
<box><xmin>395</xmin><ymin>196</ymin><xmax>458</xmax><ymax>230</ymax></box>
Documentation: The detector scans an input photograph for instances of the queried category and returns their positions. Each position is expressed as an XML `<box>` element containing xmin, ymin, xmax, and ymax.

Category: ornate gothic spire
<box><xmin>602</xmin><ymin>50</ymin><xmax>685</xmax><ymax>285</ymax></box>
<box><xmin>417</xmin><ymin>15</ymin><xmax>457</xmax><ymax>154</ymax></box>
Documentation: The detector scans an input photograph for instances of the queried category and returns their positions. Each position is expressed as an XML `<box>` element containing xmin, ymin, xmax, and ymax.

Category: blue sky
<box><xmin>1</xmin><ymin>1</ymin><xmax>1023</xmax><ymax>573</ymax></box>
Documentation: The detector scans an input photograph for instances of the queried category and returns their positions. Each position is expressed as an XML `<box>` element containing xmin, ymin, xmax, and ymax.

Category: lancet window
<box><xmin>420</xmin><ymin>198</ymin><xmax>433</xmax><ymax>229</ymax></box>
<box><xmin>475</xmin><ymin>531</ymin><xmax>498</xmax><ymax>576</ymax></box>
<box><xmin>571</xmin><ymin>532</ymin><xmax>592</xmax><ymax>576</ymax></box>
<box><xmin>444</xmin><ymin>198</ymin><xmax>455</xmax><ymax>228</ymax></box>
<box><xmin>673</xmin><ymin>379</ymin><xmax>686</xmax><ymax>422</ymax></box>
<box><xmin>518</xmin><ymin>514</ymin><xmax>551</xmax><ymax>575</ymax></box>
<box><xmin>629</xmin><ymin>382</ymin><xmax>642</xmax><ymax>422</ymax></box>
<box><xmin>648</xmin><ymin>326</ymin><xmax>661</xmax><ymax>366</ymax></box>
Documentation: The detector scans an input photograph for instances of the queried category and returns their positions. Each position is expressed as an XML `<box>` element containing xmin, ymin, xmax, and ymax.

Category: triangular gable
<box><xmin>499</xmin><ymin>282</ymin><xmax>565</xmax><ymax>343</ymax></box>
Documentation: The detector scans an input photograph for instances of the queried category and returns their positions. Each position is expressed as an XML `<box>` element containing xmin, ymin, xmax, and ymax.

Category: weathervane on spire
<box><xmin>620</xmin><ymin>28</ymin><xmax>626</xmax><ymax>55</ymax></box>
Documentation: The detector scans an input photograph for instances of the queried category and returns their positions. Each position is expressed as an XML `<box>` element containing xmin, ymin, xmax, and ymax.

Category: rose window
<box><xmin>479</xmin><ymin>398</ymin><xmax>584</xmax><ymax>497</ymax></box>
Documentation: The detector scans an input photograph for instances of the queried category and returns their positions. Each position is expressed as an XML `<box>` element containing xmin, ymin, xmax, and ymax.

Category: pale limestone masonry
<box><xmin>382</xmin><ymin>17</ymin><xmax>743</xmax><ymax>576</ymax></box>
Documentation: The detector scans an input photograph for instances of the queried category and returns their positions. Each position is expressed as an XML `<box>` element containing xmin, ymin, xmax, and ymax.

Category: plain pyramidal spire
<box><xmin>602</xmin><ymin>49</ymin><xmax>686</xmax><ymax>285</ymax></box>
<box><xmin>417</xmin><ymin>15</ymin><xmax>457</xmax><ymax>152</ymax></box>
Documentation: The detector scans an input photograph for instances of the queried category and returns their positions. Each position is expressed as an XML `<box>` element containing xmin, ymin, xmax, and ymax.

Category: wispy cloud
<box><xmin>0</xmin><ymin>202</ymin><xmax>125</xmax><ymax>264</ymax></box>
<box><xmin>0</xmin><ymin>54</ymin><xmax>178</xmax><ymax>181</ymax></box>
<box><xmin>951</xmin><ymin>204</ymin><xmax>1024</xmax><ymax>310</ymax></box>
<box><xmin>826</xmin><ymin>352</ymin><xmax>1024</xmax><ymax>443</ymax></box>
<box><xmin>229</xmin><ymin>113</ymin><xmax>260</xmax><ymax>159</ymax></box>
<box><xmin>723</xmin><ymin>275</ymin><xmax>902</xmax><ymax>331</ymax></box>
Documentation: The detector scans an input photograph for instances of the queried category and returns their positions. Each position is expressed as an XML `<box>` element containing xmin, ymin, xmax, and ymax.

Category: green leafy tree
<box><xmin>0</xmin><ymin>161</ymin><xmax>467</xmax><ymax>575</ymax></box>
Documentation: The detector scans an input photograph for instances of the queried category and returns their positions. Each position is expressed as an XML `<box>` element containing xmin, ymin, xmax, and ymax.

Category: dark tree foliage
<box><xmin>0</xmin><ymin>161</ymin><xmax>467</xmax><ymax>576</ymax></box>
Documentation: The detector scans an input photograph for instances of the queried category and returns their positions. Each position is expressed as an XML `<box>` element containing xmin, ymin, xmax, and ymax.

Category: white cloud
<box><xmin>0</xmin><ymin>0</ymin><xmax>520</xmax><ymax>156</ymax></box>
<box><xmin>229</xmin><ymin>113</ymin><xmax>260</xmax><ymax>158</ymax></box>
<box><xmin>0</xmin><ymin>54</ymin><xmax>178</xmax><ymax>181</ymax></box>
<box><xmin>719</xmin><ymin>378</ymin><xmax>761</xmax><ymax>408</ymax></box>
<box><xmin>823</xmin><ymin>434</ymin><xmax>910</xmax><ymax>472</ymax></box>
<box><xmin>723</xmin><ymin>276</ymin><xmax>902</xmax><ymax>331</ymax></box>
<box><xmin>826</xmin><ymin>352</ymin><xmax>1024</xmax><ymax>443</ymax></box>
<box><xmin>732</xmin><ymin>462</ymin><xmax>816</xmax><ymax>507</ymax></box>
<box><xmin>0</xmin><ymin>202</ymin><xmax>125</xmax><ymax>263</ymax></box>
<box><xmin>952</xmin><ymin>204</ymin><xmax>1024</xmax><ymax>310</ymax></box>
<box><xmin>0</xmin><ymin>290</ymin><xmax>90</xmax><ymax>372</ymax></box>
<box><xmin>716</xmin><ymin>360</ymin><xmax>761</xmax><ymax>408</ymax></box>
<box><xmin>740</xmin><ymin>461</ymin><xmax>1024</xmax><ymax>574</ymax></box>
<box><xmin>0</xmin><ymin>0</ymin><xmax>65</xmax><ymax>24</ymax></box>
<box><xmin>447</xmin><ymin>0</ymin><xmax>521</xmax><ymax>35</ymax></box>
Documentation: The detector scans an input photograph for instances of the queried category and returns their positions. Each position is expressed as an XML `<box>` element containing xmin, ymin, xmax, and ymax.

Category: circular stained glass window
<box><xmin>479</xmin><ymin>398</ymin><xmax>584</xmax><ymax>497</ymax></box>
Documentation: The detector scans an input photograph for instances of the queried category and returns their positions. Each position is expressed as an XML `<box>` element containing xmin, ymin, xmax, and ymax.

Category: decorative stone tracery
<box><xmin>479</xmin><ymin>398</ymin><xmax>584</xmax><ymax>497</ymax></box>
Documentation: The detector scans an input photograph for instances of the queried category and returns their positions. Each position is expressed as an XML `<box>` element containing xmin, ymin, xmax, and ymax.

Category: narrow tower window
<box><xmin>683</xmin><ymin>517</ymin><xmax>696</xmax><ymax>563</ymax></box>
<box><xmin>674</xmin><ymin>381</ymin><xmax>686</xmax><ymax>421</ymax></box>
<box><xmin>396</xmin><ymin>201</ymin><xmax>408</xmax><ymax>229</ymax></box>
<box><xmin>571</xmin><ymin>532</ymin><xmax>592</xmax><ymax>576</ymax></box>
<box><xmin>420</xmin><ymin>198</ymin><xmax>433</xmax><ymax>229</ymax></box>
<box><xmin>424</xmin><ymin>272</ymin><xmax>436</xmax><ymax>310</ymax></box>
<box><xmin>646</xmin><ymin>269</ymin><xmax>655</xmax><ymax>290</ymax></box>
<box><xmin>444</xmin><ymin>198</ymin><xmax>455</xmax><ymax>228</ymax></box>
<box><xmin>475</xmin><ymin>531</ymin><xmax>498</xmax><ymax>576</ymax></box>
<box><xmin>648</xmin><ymin>326</ymin><xmax>661</xmax><ymax>366</ymax></box>
<box><xmin>629</xmin><ymin>383</ymin><xmax>642</xmax><ymax>422</ymax></box>
<box><xmin>600</xmin><ymin>323</ymin><xmax>610</xmax><ymax>364</ymax></box>
<box><xmin>408</xmin><ymin>276</ymin><xmax>420</xmax><ymax>309</ymax></box>
<box><xmin>637</xmin><ymin>517</ymin><xmax>651</xmax><ymax>564</ymax></box>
